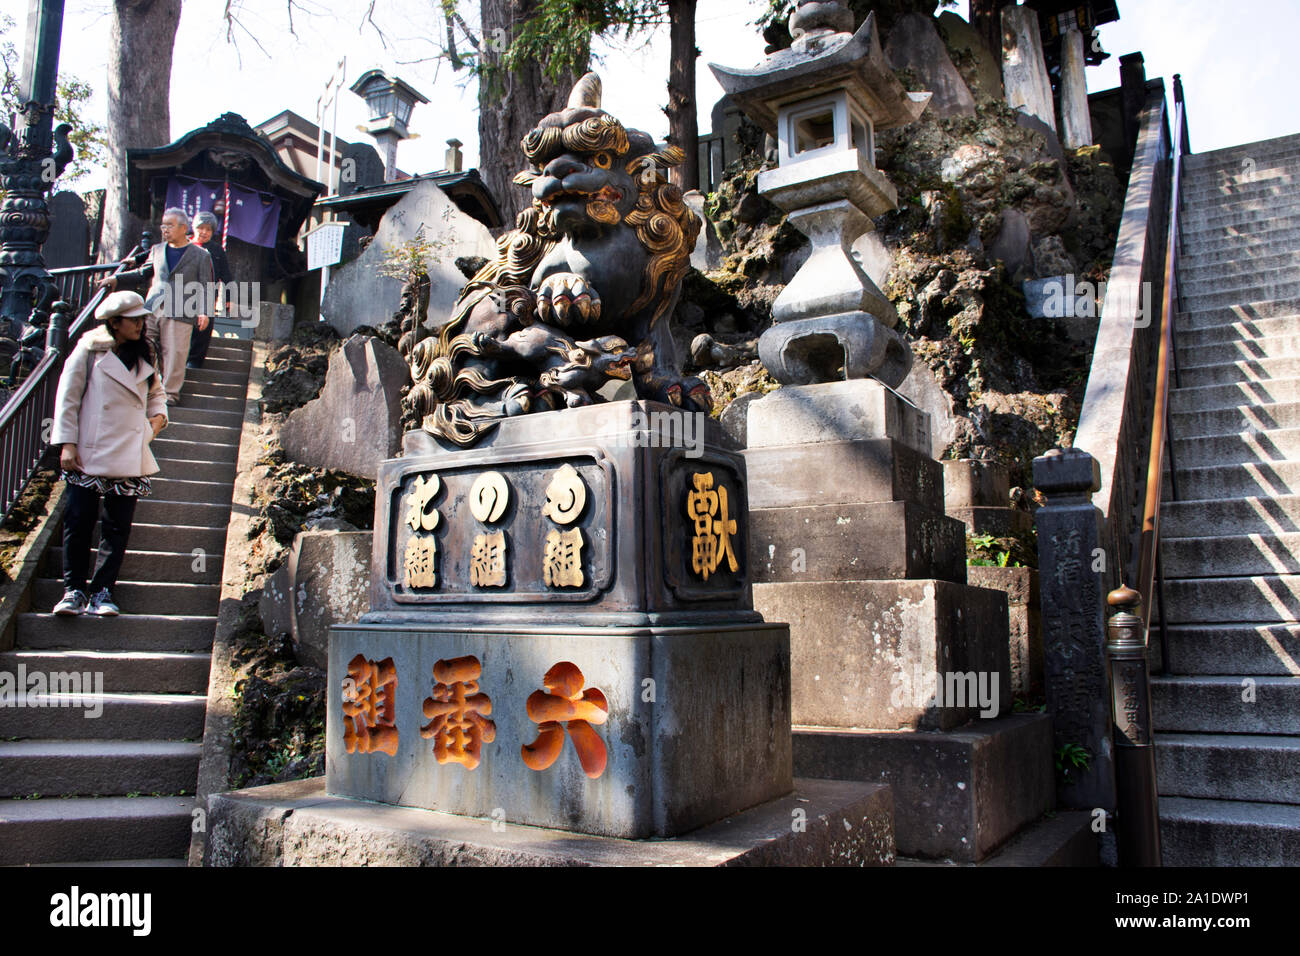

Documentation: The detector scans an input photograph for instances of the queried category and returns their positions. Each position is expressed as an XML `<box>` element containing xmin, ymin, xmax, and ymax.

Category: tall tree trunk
<box><xmin>478</xmin><ymin>0</ymin><xmax>584</xmax><ymax>229</ymax></box>
<box><xmin>99</xmin><ymin>0</ymin><xmax>181</xmax><ymax>261</ymax></box>
<box><xmin>664</xmin><ymin>0</ymin><xmax>698</xmax><ymax>191</ymax></box>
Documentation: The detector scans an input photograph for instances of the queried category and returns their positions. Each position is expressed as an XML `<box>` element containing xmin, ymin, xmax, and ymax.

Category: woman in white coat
<box><xmin>50</xmin><ymin>291</ymin><xmax>169</xmax><ymax>616</ymax></box>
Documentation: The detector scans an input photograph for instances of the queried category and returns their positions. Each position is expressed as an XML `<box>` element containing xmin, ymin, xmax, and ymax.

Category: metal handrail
<box><xmin>1103</xmin><ymin>75</ymin><xmax>1188</xmax><ymax>868</ymax></box>
<box><xmin>0</xmin><ymin>243</ymin><xmax>144</xmax><ymax>518</ymax></box>
<box><xmin>1135</xmin><ymin>76</ymin><xmax>1188</xmax><ymax>633</ymax></box>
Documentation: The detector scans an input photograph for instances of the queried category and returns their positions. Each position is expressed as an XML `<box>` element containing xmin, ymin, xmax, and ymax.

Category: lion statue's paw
<box><xmin>536</xmin><ymin>272</ymin><xmax>602</xmax><ymax>326</ymax></box>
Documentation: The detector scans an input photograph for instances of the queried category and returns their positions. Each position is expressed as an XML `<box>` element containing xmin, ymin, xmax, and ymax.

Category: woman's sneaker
<box><xmin>88</xmin><ymin>589</ymin><xmax>120</xmax><ymax>617</ymax></box>
<box><xmin>53</xmin><ymin>589</ymin><xmax>88</xmax><ymax>616</ymax></box>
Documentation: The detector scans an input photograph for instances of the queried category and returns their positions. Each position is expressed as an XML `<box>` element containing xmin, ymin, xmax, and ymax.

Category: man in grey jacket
<box><xmin>99</xmin><ymin>207</ymin><xmax>213</xmax><ymax>404</ymax></box>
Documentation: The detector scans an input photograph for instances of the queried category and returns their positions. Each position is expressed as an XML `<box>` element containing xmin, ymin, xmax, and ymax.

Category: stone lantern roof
<box><xmin>708</xmin><ymin>7</ymin><xmax>931</xmax><ymax>136</ymax></box>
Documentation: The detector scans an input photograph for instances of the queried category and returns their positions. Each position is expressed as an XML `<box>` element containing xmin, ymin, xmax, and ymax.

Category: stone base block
<box><xmin>747</xmin><ymin>438</ymin><xmax>943</xmax><ymax>511</ymax></box>
<box><xmin>205</xmin><ymin>776</ymin><xmax>895</xmax><ymax>867</ymax></box>
<box><xmin>754</xmin><ymin>579</ymin><xmax>1010</xmax><ymax>730</ymax></box>
<box><xmin>746</xmin><ymin>379</ymin><xmax>930</xmax><ymax>454</ymax></box>
<box><xmin>328</xmin><ymin>622</ymin><xmax>791</xmax><ymax>839</ymax></box>
<box><xmin>941</xmin><ymin>459</ymin><xmax>1010</xmax><ymax>510</ymax></box>
<box><xmin>949</xmin><ymin>505</ymin><xmax>1034</xmax><ymax>539</ymax></box>
<box><xmin>898</xmin><ymin>810</ymin><xmax>1099</xmax><ymax>867</ymax></box>
<box><xmin>750</xmin><ymin>501</ymin><xmax>966</xmax><ymax>584</ymax></box>
<box><xmin>794</xmin><ymin>713</ymin><xmax>1054</xmax><ymax>862</ymax></box>
<box><xmin>968</xmin><ymin>566</ymin><xmax>1042</xmax><ymax>698</ymax></box>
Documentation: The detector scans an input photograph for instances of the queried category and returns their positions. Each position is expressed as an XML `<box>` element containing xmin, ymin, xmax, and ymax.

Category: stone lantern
<box><xmin>350</xmin><ymin>69</ymin><xmax>428</xmax><ymax>181</ymax></box>
<box><xmin>710</xmin><ymin>0</ymin><xmax>930</xmax><ymax>387</ymax></box>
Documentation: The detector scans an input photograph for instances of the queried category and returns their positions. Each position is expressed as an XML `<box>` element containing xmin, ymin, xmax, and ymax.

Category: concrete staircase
<box><xmin>1155</xmin><ymin>133</ymin><xmax>1300</xmax><ymax>865</ymax></box>
<box><xmin>0</xmin><ymin>338</ymin><xmax>251</xmax><ymax>866</ymax></box>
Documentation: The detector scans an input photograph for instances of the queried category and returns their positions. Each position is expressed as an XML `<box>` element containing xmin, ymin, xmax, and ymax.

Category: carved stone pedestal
<box><xmin>325</xmin><ymin>402</ymin><xmax>796</xmax><ymax>842</ymax></box>
<box><xmin>745</xmin><ymin>380</ymin><xmax>1058</xmax><ymax>860</ymax></box>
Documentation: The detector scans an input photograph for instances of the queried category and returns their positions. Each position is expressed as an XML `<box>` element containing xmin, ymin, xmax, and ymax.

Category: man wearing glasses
<box><xmin>99</xmin><ymin>207</ymin><xmax>214</xmax><ymax>405</ymax></box>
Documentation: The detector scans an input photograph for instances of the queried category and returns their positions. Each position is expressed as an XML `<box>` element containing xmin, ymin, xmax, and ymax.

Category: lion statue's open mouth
<box><xmin>401</xmin><ymin>72</ymin><xmax>711</xmax><ymax>447</ymax></box>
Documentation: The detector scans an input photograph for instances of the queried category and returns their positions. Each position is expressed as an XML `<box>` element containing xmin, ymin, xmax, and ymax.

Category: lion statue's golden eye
<box><xmin>591</xmin><ymin>152</ymin><xmax>612</xmax><ymax>170</ymax></box>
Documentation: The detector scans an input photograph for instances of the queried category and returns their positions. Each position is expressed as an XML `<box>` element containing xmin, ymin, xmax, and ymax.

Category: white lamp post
<box><xmin>350</xmin><ymin>69</ymin><xmax>429</xmax><ymax>182</ymax></box>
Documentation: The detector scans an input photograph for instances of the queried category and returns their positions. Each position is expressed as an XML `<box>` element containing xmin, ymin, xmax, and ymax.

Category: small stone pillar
<box><xmin>1032</xmin><ymin>446</ymin><xmax>1116</xmax><ymax>813</ymax></box>
<box><xmin>1059</xmin><ymin>24</ymin><xmax>1093</xmax><ymax>148</ymax></box>
<box><xmin>1001</xmin><ymin>3</ymin><xmax>1056</xmax><ymax>133</ymax></box>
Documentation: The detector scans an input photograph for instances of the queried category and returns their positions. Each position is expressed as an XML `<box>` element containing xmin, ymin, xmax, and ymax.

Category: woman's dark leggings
<box><xmin>62</xmin><ymin>484</ymin><xmax>138</xmax><ymax>595</ymax></box>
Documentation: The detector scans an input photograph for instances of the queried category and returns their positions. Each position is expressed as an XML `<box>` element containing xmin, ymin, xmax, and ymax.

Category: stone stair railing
<box><xmin>1032</xmin><ymin>77</ymin><xmax>1176</xmax><ymax>833</ymax></box>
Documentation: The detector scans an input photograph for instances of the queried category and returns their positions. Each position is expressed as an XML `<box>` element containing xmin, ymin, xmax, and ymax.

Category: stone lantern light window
<box><xmin>779</xmin><ymin>91</ymin><xmax>876</xmax><ymax>167</ymax></box>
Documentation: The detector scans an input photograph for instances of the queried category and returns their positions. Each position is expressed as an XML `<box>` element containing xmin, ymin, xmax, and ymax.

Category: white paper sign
<box><xmin>306</xmin><ymin>222</ymin><xmax>347</xmax><ymax>270</ymax></box>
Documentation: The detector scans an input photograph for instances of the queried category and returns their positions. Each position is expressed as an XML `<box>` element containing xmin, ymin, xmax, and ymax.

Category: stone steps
<box><xmin>41</xmin><ymin>548</ymin><xmax>221</xmax><ymax>584</ymax></box>
<box><xmin>150</xmin><ymin>437</ymin><xmax>239</xmax><ymax>465</ymax></box>
<box><xmin>1180</xmin><ymin>265</ymin><xmax>1300</xmax><ymax>299</ymax></box>
<box><xmin>0</xmin><ymin>740</ymin><xmax>202</xmax><ymax>798</ymax></box>
<box><xmin>1176</xmin><ymin>356</ymin><xmax>1300</xmax><ymax>389</ymax></box>
<box><xmin>1184</xmin><ymin>134</ymin><xmax>1300</xmax><ymax>167</ymax></box>
<box><xmin>0</xmin><ymin>796</ymin><xmax>194</xmax><ymax>865</ymax></box>
<box><xmin>130</xmin><ymin>498</ymin><xmax>232</xmax><ymax>528</ymax></box>
<box><xmin>1177</xmin><ymin>313</ymin><xmax>1300</xmax><ymax>346</ymax></box>
<box><xmin>32</xmin><ymin>579</ymin><xmax>220</xmax><ymax>616</ymax></box>
<box><xmin>1158</xmin><ymin>623</ymin><xmax>1300</xmax><ymax>676</ymax></box>
<box><xmin>0</xmin><ymin>692</ymin><xmax>206</xmax><ymax>740</ymax></box>
<box><xmin>161</xmin><ymin>421</ymin><xmax>242</xmax><ymax>446</ymax></box>
<box><xmin>1161</xmin><ymin>575</ymin><xmax>1300</xmax><ymax>624</ymax></box>
<box><xmin>1171</xmin><ymin>376</ymin><xmax>1300</xmax><ymax>413</ymax></box>
<box><xmin>1170</xmin><ymin>428</ymin><xmax>1300</xmax><ymax>467</ymax></box>
<box><xmin>1181</xmin><ymin>187</ymin><xmax>1300</xmax><ymax>213</ymax></box>
<box><xmin>1177</xmin><ymin>299</ymin><xmax>1300</xmax><ymax>331</ymax></box>
<box><xmin>1156</xmin><ymin>733</ymin><xmax>1300</xmax><ymax>805</ymax></box>
<box><xmin>1150</xmin><ymin>133</ymin><xmax>1300</xmax><ymax>866</ymax></box>
<box><xmin>1180</xmin><ymin>211</ymin><xmax>1300</xmax><ymax>242</ymax></box>
<box><xmin>1162</xmin><ymin>533</ymin><xmax>1300</xmax><ymax>578</ymax></box>
<box><xmin>1170</xmin><ymin>401</ymin><xmax>1300</xmax><ymax>437</ymax></box>
<box><xmin>1181</xmin><ymin>229</ymin><xmax>1300</xmax><ymax>258</ymax></box>
<box><xmin>1182</xmin><ymin>188</ymin><xmax>1300</xmax><ymax>212</ymax></box>
<box><xmin>0</xmin><ymin>649</ymin><xmax>210</xmax><ymax>693</ymax></box>
<box><xmin>1152</xmin><ymin>676</ymin><xmax>1300</xmax><ymax>734</ymax></box>
<box><xmin>166</xmin><ymin>404</ymin><xmax>245</xmax><ymax>428</ymax></box>
<box><xmin>142</xmin><ymin>477</ymin><xmax>235</xmax><ymax>505</ymax></box>
<box><xmin>1182</xmin><ymin>281</ymin><xmax>1300</xmax><ymax>313</ymax></box>
<box><xmin>1181</xmin><ymin>198</ymin><xmax>1300</xmax><ymax>231</ymax></box>
<box><xmin>1182</xmin><ymin>176</ymin><xmax>1300</xmax><ymax>204</ymax></box>
<box><xmin>1163</xmin><ymin>461</ymin><xmax>1300</xmax><ymax>500</ymax></box>
<box><xmin>15</xmin><ymin>613</ymin><xmax>217</xmax><ymax>650</ymax></box>
<box><xmin>0</xmin><ymin>329</ymin><xmax>251</xmax><ymax>866</ymax></box>
<box><xmin>171</xmin><ymin>380</ymin><xmax>245</xmax><ymax>402</ymax></box>
<box><xmin>1158</xmin><ymin>796</ymin><xmax>1300</xmax><ymax>866</ymax></box>
<box><xmin>1162</xmin><ymin>495</ymin><xmax>1300</xmax><ymax>537</ymax></box>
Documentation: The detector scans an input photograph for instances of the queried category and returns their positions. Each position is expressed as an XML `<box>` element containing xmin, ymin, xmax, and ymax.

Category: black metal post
<box><xmin>0</xmin><ymin>0</ymin><xmax>69</xmax><ymax>349</ymax></box>
<box><xmin>1106</xmin><ymin>585</ymin><xmax>1163</xmax><ymax>866</ymax></box>
<box><xmin>44</xmin><ymin>299</ymin><xmax>70</xmax><ymax>354</ymax></box>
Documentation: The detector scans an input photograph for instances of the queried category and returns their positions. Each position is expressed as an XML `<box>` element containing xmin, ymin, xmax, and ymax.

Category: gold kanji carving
<box><xmin>521</xmin><ymin>661</ymin><xmax>609</xmax><ymax>779</ymax></box>
<box><xmin>542</xmin><ymin>463</ymin><xmax>586</xmax><ymax>525</ymax></box>
<box><xmin>342</xmin><ymin>654</ymin><xmax>399</xmax><ymax>755</ymax></box>
<box><xmin>471</xmin><ymin>530</ymin><xmax>508</xmax><ymax>587</ymax></box>
<box><xmin>404</xmin><ymin>473</ymin><xmax>442</xmax><ymax>532</ymax></box>
<box><xmin>543</xmin><ymin>528</ymin><xmax>584</xmax><ymax>588</ymax></box>
<box><xmin>404</xmin><ymin>534</ymin><xmax>438</xmax><ymax>589</ymax></box>
<box><xmin>686</xmin><ymin>471</ymin><xmax>739</xmax><ymax>581</ymax></box>
<box><xmin>421</xmin><ymin>656</ymin><xmax>496</xmax><ymax>770</ymax></box>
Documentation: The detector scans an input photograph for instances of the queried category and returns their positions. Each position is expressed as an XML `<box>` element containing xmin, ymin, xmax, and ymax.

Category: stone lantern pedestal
<box><xmin>712</xmin><ymin>1</ymin><xmax>1065</xmax><ymax>863</ymax></box>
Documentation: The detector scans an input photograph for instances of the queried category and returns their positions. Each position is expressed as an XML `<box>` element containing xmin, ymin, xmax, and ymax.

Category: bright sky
<box><xmin>3</xmin><ymin>0</ymin><xmax>1299</xmax><ymax>194</ymax></box>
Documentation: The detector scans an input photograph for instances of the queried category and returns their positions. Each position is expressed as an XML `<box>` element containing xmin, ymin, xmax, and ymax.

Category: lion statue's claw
<box><xmin>536</xmin><ymin>272</ymin><xmax>602</xmax><ymax>327</ymax></box>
